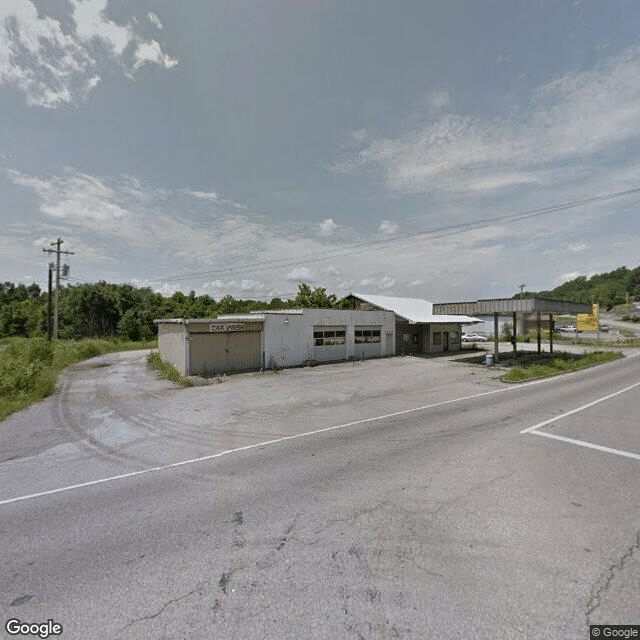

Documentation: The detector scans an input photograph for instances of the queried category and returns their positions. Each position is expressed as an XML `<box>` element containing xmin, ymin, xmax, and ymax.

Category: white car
<box><xmin>462</xmin><ymin>333</ymin><xmax>488</xmax><ymax>342</ymax></box>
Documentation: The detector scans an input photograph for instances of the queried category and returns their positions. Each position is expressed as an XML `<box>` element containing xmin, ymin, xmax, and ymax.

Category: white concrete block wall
<box><xmin>263</xmin><ymin>309</ymin><xmax>395</xmax><ymax>368</ymax></box>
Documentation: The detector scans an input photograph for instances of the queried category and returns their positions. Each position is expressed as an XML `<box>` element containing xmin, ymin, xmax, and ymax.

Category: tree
<box><xmin>60</xmin><ymin>283</ymin><xmax>121</xmax><ymax>338</ymax></box>
<box><xmin>291</xmin><ymin>283</ymin><xmax>337</xmax><ymax>308</ymax></box>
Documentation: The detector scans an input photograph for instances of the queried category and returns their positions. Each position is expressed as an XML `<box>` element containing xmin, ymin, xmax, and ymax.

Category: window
<box><xmin>433</xmin><ymin>332</ymin><xmax>442</xmax><ymax>346</ymax></box>
<box><xmin>354</xmin><ymin>327</ymin><xmax>381</xmax><ymax>344</ymax></box>
<box><xmin>314</xmin><ymin>328</ymin><xmax>346</xmax><ymax>346</ymax></box>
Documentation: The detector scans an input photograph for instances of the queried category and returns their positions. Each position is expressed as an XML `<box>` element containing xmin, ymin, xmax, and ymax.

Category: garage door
<box><xmin>354</xmin><ymin>327</ymin><xmax>381</xmax><ymax>359</ymax></box>
<box><xmin>190</xmin><ymin>331</ymin><xmax>262</xmax><ymax>375</ymax></box>
<box><xmin>313</xmin><ymin>327</ymin><xmax>347</xmax><ymax>362</ymax></box>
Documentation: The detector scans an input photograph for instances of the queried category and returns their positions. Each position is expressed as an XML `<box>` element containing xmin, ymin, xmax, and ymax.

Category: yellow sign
<box><xmin>577</xmin><ymin>314</ymin><xmax>597</xmax><ymax>331</ymax></box>
<box><xmin>592</xmin><ymin>303</ymin><xmax>599</xmax><ymax>318</ymax></box>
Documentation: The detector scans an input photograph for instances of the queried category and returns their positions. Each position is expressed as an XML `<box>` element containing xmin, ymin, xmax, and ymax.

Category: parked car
<box><xmin>560</xmin><ymin>325</ymin><xmax>576</xmax><ymax>332</ymax></box>
<box><xmin>599</xmin><ymin>323</ymin><xmax>609</xmax><ymax>332</ymax></box>
<box><xmin>462</xmin><ymin>333</ymin><xmax>488</xmax><ymax>342</ymax></box>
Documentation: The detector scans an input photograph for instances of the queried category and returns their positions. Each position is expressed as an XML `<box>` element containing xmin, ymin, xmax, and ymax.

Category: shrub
<box><xmin>77</xmin><ymin>342</ymin><xmax>101</xmax><ymax>359</ymax></box>
<box><xmin>28</xmin><ymin>338</ymin><xmax>54</xmax><ymax>365</ymax></box>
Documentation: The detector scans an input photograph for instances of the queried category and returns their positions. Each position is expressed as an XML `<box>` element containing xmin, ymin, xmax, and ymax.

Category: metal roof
<box><xmin>212</xmin><ymin>314</ymin><xmax>267</xmax><ymax>322</ymax></box>
<box><xmin>154</xmin><ymin>316</ymin><xmax>266</xmax><ymax>324</ymax></box>
<box><xmin>347</xmin><ymin>293</ymin><xmax>482</xmax><ymax>325</ymax></box>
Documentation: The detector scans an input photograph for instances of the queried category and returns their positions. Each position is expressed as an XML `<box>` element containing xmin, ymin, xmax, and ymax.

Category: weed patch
<box><xmin>0</xmin><ymin>337</ymin><xmax>157</xmax><ymax>422</ymax></box>
<box><xmin>500</xmin><ymin>351</ymin><xmax>622</xmax><ymax>382</ymax></box>
<box><xmin>147</xmin><ymin>351</ymin><xmax>193</xmax><ymax>387</ymax></box>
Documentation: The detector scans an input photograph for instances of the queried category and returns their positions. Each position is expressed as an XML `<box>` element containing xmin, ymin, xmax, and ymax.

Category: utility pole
<box><xmin>519</xmin><ymin>283</ymin><xmax>526</xmax><ymax>299</ymax></box>
<box><xmin>47</xmin><ymin>263</ymin><xmax>54</xmax><ymax>340</ymax></box>
<box><xmin>43</xmin><ymin>238</ymin><xmax>74</xmax><ymax>342</ymax></box>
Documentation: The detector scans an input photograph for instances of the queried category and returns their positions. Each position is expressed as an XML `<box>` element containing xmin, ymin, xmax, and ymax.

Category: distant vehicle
<box><xmin>599</xmin><ymin>323</ymin><xmax>609</xmax><ymax>332</ymax></box>
<box><xmin>462</xmin><ymin>333</ymin><xmax>488</xmax><ymax>342</ymax></box>
<box><xmin>560</xmin><ymin>325</ymin><xmax>576</xmax><ymax>332</ymax></box>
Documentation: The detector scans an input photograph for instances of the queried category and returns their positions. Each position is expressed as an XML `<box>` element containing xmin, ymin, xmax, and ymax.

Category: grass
<box><xmin>500</xmin><ymin>351</ymin><xmax>622</xmax><ymax>382</ymax></box>
<box><xmin>147</xmin><ymin>351</ymin><xmax>193</xmax><ymax>387</ymax></box>
<box><xmin>0</xmin><ymin>336</ymin><xmax>157</xmax><ymax>422</ymax></box>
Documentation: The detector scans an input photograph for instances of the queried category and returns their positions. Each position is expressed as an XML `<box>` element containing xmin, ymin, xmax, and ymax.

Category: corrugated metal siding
<box><xmin>189</xmin><ymin>330</ymin><xmax>262</xmax><ymax>375</ymax></box>
<box><xmin>157</xmin><ymin>323</ymin><xmax>187</xmax><ymax>374</ymax></box>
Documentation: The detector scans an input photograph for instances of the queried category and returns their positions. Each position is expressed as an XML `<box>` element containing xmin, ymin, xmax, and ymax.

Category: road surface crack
<box><xmin>121</xmin><ymin>583</ymin><xmax>203</xmax><ymax>631</ymax></box>
<box><xmin>586</xmin><ymin>529</ymin><xmax>640</xmax><ymax>623</ymax></box>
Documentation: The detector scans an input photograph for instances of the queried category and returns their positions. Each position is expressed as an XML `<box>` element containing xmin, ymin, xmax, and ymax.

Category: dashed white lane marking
<box><xmin>521</xmin><ymin>380</ymin><xmax>640</xmax><ymax>461</ymax></box>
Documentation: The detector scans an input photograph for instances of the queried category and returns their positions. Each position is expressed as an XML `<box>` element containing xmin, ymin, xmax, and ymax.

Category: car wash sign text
<box><xmin>209</xmin><ymin>323</ymin><xmax>246</xmax><ymax>332</ymax></box>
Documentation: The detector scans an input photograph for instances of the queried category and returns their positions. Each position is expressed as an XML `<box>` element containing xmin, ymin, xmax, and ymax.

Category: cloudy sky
<box><xmin>2</xmin><ymin>0</ymin><xmax>640</xmax><ymax>302</ymax></box>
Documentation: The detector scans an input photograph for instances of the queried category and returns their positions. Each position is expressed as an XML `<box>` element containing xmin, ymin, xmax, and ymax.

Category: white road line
<box><xmin>3</xmin><ymin>361</ymin><xmax>638</xmax><ymax>507</ymax></box>
<box><xmin>519</xmin><ymin>381</ymin><xmax>640</xmax><ymax>433</ymax></box>
<box><xmin>1</xmin><ymin>377</ymin><xmax>553</xmax><ymax>507</ymax></box>
<box><xmin>527</xmin><ymin>430</ymin><xmax>640</xmax><ymax>460</ymax></box>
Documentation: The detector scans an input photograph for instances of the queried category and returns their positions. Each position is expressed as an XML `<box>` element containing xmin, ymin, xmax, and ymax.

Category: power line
<box><xmin>154</xmin><ymin>187</ymin><xmax>640</xmax><ymax>284</ymax></box>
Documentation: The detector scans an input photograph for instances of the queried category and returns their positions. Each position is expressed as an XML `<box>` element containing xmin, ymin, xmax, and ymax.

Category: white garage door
<box><xmin>354</xmin><ymin>327</ymin><xmax>381</xmax><ymax>359</ymax></box>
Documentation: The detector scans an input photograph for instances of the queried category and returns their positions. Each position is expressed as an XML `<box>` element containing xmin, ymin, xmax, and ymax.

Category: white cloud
<box><xmin>321</xmin><ymin>265</ymin><xmax>340</xmax><ymax>277</ymax></box>
<box><xmin>379</xmin><ymin>220</ymin><xmax>399</xmax><ymax>237</ymax></box>
<box><xmin>379</xmin><ymin>276</ymin><xmax>395</xmax><ymax>290</ymax></box>
<box><xmin>183</xmin><ymin>189</ymin><xmax>218</xmax><ymax>202</ymax></box>
<box><xmin>148</xmin><ymin>12</ymin><xmax>163</xmax><ymax>30</ymax></box>
<box><xmin>7</xmin><ymin>168</ymin><xmax>129</xmax><ymax>225</ymax></box>
<box><xmin>221</xmin><ymin>198</ymin><xmax>248</xmax><ymax>210</ymax></box>
<box><xmin>426</xmin><ymin>89</ymin><xmax>451</xmax><ymax>110</ymax></box>
<box><xmin>285</xmin><ymin>266</ymin><xmax>314</xmax><ymax>282</ymax></box>
<box><xmin>156</xmin><ymin>283</ymin><xmax>182</xmax><ymax>296</ymax></box>
<box><xmin>349</xmin><ymin>129</ymin><xmax>368</xmax><ymax>143</ymax></box>
<box><xmin>552</xmin><ymin>271</ymin><xmax>582</xmax><ymax>287</ymax></box>
<box><xmin>339</xmin><ymin>44</ymin><xmax>640</xmax><ymax>196</ymax></box>
<box><xmin>202</xmin><ymin>280</ymin><xmax>230</xmax><ymax>294</ymax></box>
<box><xmin>240</xmin><ymin>279</ymin><xmax>263</xmax><ymax>293</ymax></box>
<box><xmin>359</xmin><ymin>275</ymin><xmax>396</xmax><ymax>291</ymax></box>
<box><xmin>319</xmin><ymin>218</ymin><xmax>337</xmax><ymax>236</ymax></box>
<box><xmin>10</xmin><ymin>166</ymin><xmax>637</xmax><ymax>304</ymax></box>
<box><xmin>0</xmin><ymin>0</ymin><xmax>177</xmax><ymax>108</ymax></box>
<box><xmin>132</xmin><ymin>39</ymin><xmax>178</xmax><ymax>72</ymax></box>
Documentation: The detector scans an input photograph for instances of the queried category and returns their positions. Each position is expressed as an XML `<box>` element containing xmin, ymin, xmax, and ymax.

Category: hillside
<box><xmin>529</xmin><ymin>265</ymin><xmax>640</xmax><ymax>309</ymax></box>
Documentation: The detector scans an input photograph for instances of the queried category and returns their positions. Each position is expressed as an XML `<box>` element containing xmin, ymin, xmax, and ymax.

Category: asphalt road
<box><xmin>1</xmin><ymin>349</ymin><xmax>639</xmax><ymax>640</ymax></box>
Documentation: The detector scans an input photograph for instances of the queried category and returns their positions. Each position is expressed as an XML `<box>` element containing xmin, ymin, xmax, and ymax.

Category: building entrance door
<box><xmin>443</xmin><ymin>331</ymin><xmax>449</xmax><ymax>352</ymax></box>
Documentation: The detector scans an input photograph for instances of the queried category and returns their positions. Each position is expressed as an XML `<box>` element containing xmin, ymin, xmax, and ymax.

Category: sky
<box><xmin>2</xmin><ymin>0</ymin><xmax>640</xmax><ymax>303</ymax></box>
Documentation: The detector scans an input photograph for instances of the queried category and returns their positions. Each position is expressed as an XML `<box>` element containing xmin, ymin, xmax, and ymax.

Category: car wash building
<box><xmin>341</xmin><ymin>293</ymin><xmax>481</xmax><ymax>355</ymax></box>
<box><xmin>155</xmin><ymin>307</ymin><xmax>396</xmax><ymax>376</ymax></box>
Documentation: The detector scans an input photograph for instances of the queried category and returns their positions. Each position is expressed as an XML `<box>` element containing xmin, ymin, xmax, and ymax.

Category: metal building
<box><xmin>155</xmin><ymin>308</ymin><xmax>396</xmax><ymax>376</ymax></box>
<box><xmin>342</xmin><ymin>293</ymin><xmax>481</xmax><ymax>355</ymax></box>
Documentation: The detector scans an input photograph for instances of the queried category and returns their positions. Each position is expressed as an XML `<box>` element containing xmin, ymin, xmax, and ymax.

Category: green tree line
<box><xmin>0</xmin><ymin>281</ymin><xmax>352</xmax><ymax>340</ymax></box>
<box><xmin>520</xmin><ymin>265</ymin><xmax>640</xmax><ymax>309</ymax></box>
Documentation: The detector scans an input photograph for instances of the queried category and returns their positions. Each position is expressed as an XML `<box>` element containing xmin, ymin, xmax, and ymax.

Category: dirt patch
<box><xmin>71</xmin><ymin>361</ymin><xmax>112</xmax><ymax>371</ymax></box>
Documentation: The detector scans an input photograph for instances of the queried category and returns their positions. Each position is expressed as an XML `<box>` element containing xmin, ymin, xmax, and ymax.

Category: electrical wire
<box><xmin>154</xmin><ymin>187</ymin><xmax>640</xmax><ymax>284</ymax></box>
